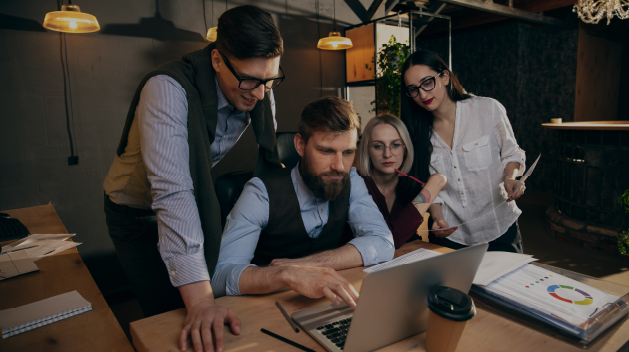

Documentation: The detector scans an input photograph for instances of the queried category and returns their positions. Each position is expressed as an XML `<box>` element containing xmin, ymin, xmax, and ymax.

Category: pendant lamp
<box><xmin>318</xmin><ymin>32</ymin><xmax>353</xmax><ymax>50</ymax></box>
<box><xmin>206</xmin><ymin>27</ymin><xmax>217</xmax><ymax>41</ymax></box>
<box><xmin>43</xmin><ymin>3</ymin><xmax>100</xmax><ymax>33</ymax></box>
<box><xmin>317</xmin><ymin>0</ymin><xmax>352</xmax><ymax>50</ymax></box>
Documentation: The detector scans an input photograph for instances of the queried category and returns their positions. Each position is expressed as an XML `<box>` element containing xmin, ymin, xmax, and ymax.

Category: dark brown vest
<box><xmin>251</xmin><ymin>167</ymin><xmax>351</xmax><ymax>265</ymax></box>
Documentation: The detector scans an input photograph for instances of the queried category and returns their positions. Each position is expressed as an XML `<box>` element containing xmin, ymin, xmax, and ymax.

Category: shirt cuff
<box><xmin>348</xmin><ymin>237</ymin><xmax>394</xmax><ymax>266</ymax></box>
<box><xmin>164</xmin><ymin>251</ymin><xmax>211</xmax><ymax>287</ymax></box>
<box><xmin>212</xmin><ymin>263</ymin><xmax>256</xmax><ymax>297</ymax></box>
<box><xmin>501</xmin><ymin>153</ymin><xmax>526</xmax><ymax>175</ymax></box>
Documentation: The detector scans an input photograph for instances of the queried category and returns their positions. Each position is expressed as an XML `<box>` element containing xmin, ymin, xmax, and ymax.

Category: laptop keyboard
<box><xmin>316</xmin><ymin>317</ymin><xmax>351</xmax><ymax>350</ymax></box>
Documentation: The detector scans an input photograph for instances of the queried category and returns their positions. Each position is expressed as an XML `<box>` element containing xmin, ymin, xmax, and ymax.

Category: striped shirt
<box><xmin>103</xmin><ymin>75</ymin><xmax>276</xmax><ymax>287</ymax></box>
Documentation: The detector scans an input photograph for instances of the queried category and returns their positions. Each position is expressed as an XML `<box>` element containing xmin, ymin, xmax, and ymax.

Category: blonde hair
<box><xmin>356</xmin><ymin>114</ymin><xmax>414</xmax><ymax>176</ymax></box>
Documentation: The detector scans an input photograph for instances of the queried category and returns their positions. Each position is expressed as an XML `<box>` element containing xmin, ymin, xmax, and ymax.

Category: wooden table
<box><xmin>131</xmin><ymin>241</ymin><xmax>629</xmax><ymax>352</ymax></box>
<box><xmin>0</xmin><ymin>205</ymin><xmax>133</xmax><ymax>352</ymax></box>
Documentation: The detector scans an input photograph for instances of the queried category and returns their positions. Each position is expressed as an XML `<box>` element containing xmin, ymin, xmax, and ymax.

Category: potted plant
<box><xmin>619</xmin><ymin>189</ymin><xmax>629</xmax><ymax>256</ymax></box>
<box><xmin>367</xmin><ymin>35</ymin><xmax>410</xmax><ymax>116</ymax></box>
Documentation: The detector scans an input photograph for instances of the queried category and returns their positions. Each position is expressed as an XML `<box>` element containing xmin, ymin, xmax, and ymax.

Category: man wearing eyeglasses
<box><xmin>102</xmin><ymin>5</ymin><xmax>284</xmax><ymax>352</ymax></box>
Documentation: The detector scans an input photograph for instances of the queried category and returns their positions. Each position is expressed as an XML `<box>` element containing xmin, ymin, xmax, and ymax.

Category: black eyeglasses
<box><xmin>405</xmin><ymin>72</ymin><xmax>443</xmax><ymax>98</ymax></box>
<box><xmin>220</xmin><ymin>52</ymin><xmax>285</xmax><ymax>90</ymax></box>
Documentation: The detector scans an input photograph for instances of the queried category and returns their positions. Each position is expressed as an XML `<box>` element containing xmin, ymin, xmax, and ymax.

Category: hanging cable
<box><xmin>316</xmin><ymin>0</ymin><xmax>322</xmax><ymax>97</ymax></box>
<box><xmin>202</xmin><ymin>0</ymin><xmax>208</xmax><ymax>35</ymax></box>
<box><xmin>58</xmin><ymin>0</ymin><xmax>78</xmax><ymax>165</ymax></box>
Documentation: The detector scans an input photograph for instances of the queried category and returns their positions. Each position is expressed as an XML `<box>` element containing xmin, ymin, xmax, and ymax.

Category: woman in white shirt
<box><xmin>398</xmin><ymin>49</ymin><xmax>526</xmax><ymax>253</ymax></box>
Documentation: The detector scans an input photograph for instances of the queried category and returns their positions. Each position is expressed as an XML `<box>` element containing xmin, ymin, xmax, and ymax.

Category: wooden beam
<box><xmin>384</xmin><ymin>0</ymin><xmax>401</xmax><ymax>14</ymax></box>
<box><xmin>415</xmin><ymin>1</ymin><xmax>448</xmax><ymax>37</ymax></box>
<box><xmin>365</xmin><ymin>0</ymin><xmax>386</xmax><ymax>22</ymax></box>
<box><xmin>343</xmin><ymin>0</ymin><xmax>367</xmax><ymax>23</ymax></box>
<box><xmin>439</xmin><ymin>0</ymin><xmax>575</xmax><ymax>28</ymax></box>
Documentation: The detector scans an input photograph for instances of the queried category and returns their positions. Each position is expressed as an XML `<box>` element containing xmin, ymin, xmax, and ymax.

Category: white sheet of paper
<box><xmin>473</xmin><ymin>251</ymin><xmax>537</xmax><ymax>286</ymax></box>
<box><xmin>3</xmin><ymin>234</ymin><xmax>75</xmax><ymax>251</ymax></box>
<box><xmin>0</xmin><ymin>251</ymin><xmax>39</xmax><ymax>281</ymax></box>
<box><xmin>363</xmin><ymin>248</ymin><xmax>442</xmax><ymax>273</ymax></box>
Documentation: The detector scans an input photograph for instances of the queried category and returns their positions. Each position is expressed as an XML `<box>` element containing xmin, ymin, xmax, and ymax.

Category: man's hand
<box><xmin>504</xmin><ymin>176</ymin><xmax>524</xmax><ymax>202</ymax></box>
<box><xmin>281</xmin><ymin>265</ymin><xmax>359</xmax><ymax>308</ymax></box>
<box><xmin>432</xmin><ymin>218</ymin><xmax>457</xmax><ymax>238</ymax></box>
<box><xmin>179</xmin><ymin>300</ymin><xmax>241</xmax><ymax>352</ymax></box>
<box><xmin>178</xmin><ymin>281</ymin><xmax>240</xmax><ymax>352</ymax></box>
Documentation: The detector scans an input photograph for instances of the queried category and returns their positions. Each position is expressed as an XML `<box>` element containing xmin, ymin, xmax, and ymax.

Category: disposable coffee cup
<box><xmin>425</xmin><ymin>286</ymin><xmax>476</xmax><ymax>352</ymax></box>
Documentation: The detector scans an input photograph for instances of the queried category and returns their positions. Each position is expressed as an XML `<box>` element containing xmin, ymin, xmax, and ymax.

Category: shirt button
<box><xmin>170</xmin><ymin>270</ymin><xmax>176</xmax><ymax>276</ymax></box>
<box><xmin>461</xmin><ymin>192</ymin><xmax>464</xmax><ymax>195</ymax></box>
<box><xmin>454</xmin><ymin>166</ymin><xmax>457</xmax><ymax>168</ymax></box>
<box><xmin>320</xmin><ymin>209</ymin><xmax>324</xmax><ymax>213</ymax></box>
<box><xmin>458</xmin><ymin>178</ymin><xmax>461</xmax><ymax>181</ymax></box>
<box><xmin>475</xmin><ymin>143</ymin><xmax>478</xmax><ymax>146</ymax></box>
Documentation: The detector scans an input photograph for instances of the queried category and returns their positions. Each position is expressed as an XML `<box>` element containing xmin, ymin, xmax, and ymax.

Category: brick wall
<box><xmin>545</xmin><ymin>206</ymin><xmax>622</xmax><ymax>256</ymax></box>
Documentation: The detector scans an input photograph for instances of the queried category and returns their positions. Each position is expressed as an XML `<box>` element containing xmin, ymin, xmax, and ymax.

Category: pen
<box><xmin>1</xmin><ymin>245</ymin><xmax>37</xmax><ymax>255</ymax></box>
<box><xmin>276</xmin><ymin>301</ymin><xmax>300</xmax><ymax>332</ymax></box>
<box><xmin>261</xmin><ymin>328</ymin><xmax>315</xmax><ymax>352</ymax></box>
<box><xmin>394</xmin><ymin>169</ymin><xmax>425</xmax><ymax>185</ymax></box>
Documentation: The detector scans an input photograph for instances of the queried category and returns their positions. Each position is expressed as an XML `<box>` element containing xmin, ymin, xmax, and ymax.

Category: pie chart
<box><xmin>547</xmin><ymin>284</ymin><xmax>593</xmax><ymax>305</ymax></box>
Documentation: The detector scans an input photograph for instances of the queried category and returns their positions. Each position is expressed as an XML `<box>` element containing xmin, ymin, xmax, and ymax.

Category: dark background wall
<box><xmin>417</xmin><ymin>21</ymin><xmax>579</xmax><ymax>193</ymax></box>
<box><xmin>0</xmin><ymin>0</ymin><xmax>380</xmax><ymax>295</ymax></box>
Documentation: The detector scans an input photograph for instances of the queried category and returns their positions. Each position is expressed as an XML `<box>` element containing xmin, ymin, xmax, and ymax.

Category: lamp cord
<box><xmin>58</xmin><ymin>0</ymin><xmax>77</xmax><ymax>160</ymax></box>
<box><xmin>202</xmin><ymin>0</ymin><xmax>208</xmax><ymax>34</ymax></box>
<box><xmin>316</xmin><ymin>0</ymin><xmax>322</xmax><ymax>97</ymax></box>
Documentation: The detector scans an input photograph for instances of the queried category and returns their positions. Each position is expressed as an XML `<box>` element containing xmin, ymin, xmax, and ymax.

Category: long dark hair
<box><xmin>397</xmin><ymin>50</ymin><xmax>472</xmax><ymax>203</ymax></box>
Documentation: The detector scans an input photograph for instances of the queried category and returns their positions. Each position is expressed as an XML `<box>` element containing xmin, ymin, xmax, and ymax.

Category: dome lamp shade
<box><xmin>317</xmin><ymin>32</ymin><xmax>353</xmax><ymax>50</ymax></box>
<box><xmin>206</xmin><ymin>27</ymin><xmax>217</xmax><ymax>42</ymax></box>
<box><xmin>43</xmin><ymin>4</ymin><xmax>100</xmax><ymax>33</ymax></box>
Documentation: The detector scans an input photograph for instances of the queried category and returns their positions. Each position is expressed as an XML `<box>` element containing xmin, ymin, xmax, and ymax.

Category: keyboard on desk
<box><xmin>0</xmin><ymin>217</ymin><xmax>30</xmax><ymax>242</ymax></box>
<box><xmin>316</xmin><ymin>317</ymin><xmax>352</xmax><ymax>350</ymax></box>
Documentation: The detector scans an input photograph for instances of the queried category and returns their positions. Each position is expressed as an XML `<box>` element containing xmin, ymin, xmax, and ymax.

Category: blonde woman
<box><xmin>352</xmin><ymin>114</ymin><xmax>447</xmax><ymax>249</ymax></box>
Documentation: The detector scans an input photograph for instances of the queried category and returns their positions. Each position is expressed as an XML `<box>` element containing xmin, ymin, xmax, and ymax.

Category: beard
<box><xmin>299</xmin><ymin>153</ymin><xmax>350</xmax><ymax>201</ymax></box>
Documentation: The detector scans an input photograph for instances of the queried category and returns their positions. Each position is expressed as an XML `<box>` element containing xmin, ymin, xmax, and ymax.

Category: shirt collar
<box><xmin>215</xmin><ymin>77</ymin><xmax>234</xmax><ymax>112</ymax></box>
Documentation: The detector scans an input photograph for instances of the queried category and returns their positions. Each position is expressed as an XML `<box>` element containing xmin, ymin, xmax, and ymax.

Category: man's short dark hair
<box><xmin>215</xmin><ymin>5</ymin><xmax>283</xmax><ymax>59</ymax></box>
<box><xmin>299</xmin><ymin>96</ymin><xmax>360</xmax><ymax>143</ymax></box>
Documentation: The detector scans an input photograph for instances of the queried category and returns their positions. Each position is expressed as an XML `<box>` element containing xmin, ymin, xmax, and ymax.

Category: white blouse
<box><xmin>430</xmin><ymin>97</ymin><xmax>526</xmax><ymax>245</ymax></box>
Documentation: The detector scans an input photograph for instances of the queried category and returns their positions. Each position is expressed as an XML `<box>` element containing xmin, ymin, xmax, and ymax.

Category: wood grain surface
<box><xmin>346</xmin><ymin>23</ymin><xmax>375</xmax><ymax>83</ymax></box>
<box><xmin>0</xmin><ymin>204</ymin><xmax>133</xmax><ymax>352</ymax></box>
<box><xmin>132</xmin><ymin>240</ymin><xmax>629</xmax><ymax>352</ymax></box>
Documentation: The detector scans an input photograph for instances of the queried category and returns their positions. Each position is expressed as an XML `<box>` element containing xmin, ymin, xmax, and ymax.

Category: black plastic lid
<box><xmin>426</xmin><ymin>286</ymin><xmax>476</xmax><ymax>322</ymax></box>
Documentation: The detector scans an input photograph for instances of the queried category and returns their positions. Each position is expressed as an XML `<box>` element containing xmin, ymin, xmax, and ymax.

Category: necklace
<box><xmin>376</xmin><ymin>176</ymin><xmax>397</xmax><ymax>195</ymax></box>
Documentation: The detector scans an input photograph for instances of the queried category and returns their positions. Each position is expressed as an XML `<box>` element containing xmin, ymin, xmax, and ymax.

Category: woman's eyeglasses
<box><xmin>370</xmin><ymin>142</ymin><xmax>405</xmax><ymax>156</ymax></box>
<box><xmin>405</xmin><ymin>72</ymin><xmax>443</xmax><ymax>98</ymax></box>
<box><xmin>220</xmin><ymin>52</ymin><xmax>285</xmax><ymax>90</ymax></box>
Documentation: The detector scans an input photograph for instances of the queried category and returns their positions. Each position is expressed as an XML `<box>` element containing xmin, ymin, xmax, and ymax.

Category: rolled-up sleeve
<box><xmin>346</xmin><ymin>169</ymin><xmax>395</xmax><ymax>265</ymax></box>
<box><xmin>138</xmin><ymin>76</ymin><xmax>210</xmax><ymax>287</ymax></box>
<box><xmin>212</xmin><ymin>178</ymin><xmax>270</xmax><ymax>297</ymax></box>
<box><xmin>494</xmin><ymin>101</ymin><xmax>526</xmax><ymax>174</ymax></box>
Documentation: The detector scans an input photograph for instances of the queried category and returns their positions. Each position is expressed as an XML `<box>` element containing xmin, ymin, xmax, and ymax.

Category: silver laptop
<box><xmin>291</xmin><ymin>243</ymin><xmax>488</xmax><ymax>352</ymax></box>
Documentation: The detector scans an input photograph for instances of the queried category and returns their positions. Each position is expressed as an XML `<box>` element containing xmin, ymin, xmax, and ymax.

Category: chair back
<box><xmin>214</xmin><ymin>132</ymin><xmax>300</xmax><ymax>229</ymax></box>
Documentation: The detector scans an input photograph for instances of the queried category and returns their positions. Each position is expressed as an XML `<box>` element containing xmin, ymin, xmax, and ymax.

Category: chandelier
<box><xmin>573</xmin><ymin>0</ymin><xmax>629</xmax><ymax>25</ymax></box>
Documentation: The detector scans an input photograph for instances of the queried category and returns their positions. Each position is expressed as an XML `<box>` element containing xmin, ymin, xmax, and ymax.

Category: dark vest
<box><xmin>115</xmin><ymin>43</ymin><xmax>282</xmax><ymax>278</ymax></box>
<box><xmin>251</xmin><ymin>167</ymin><xmax>351</xmax><ymax>266</ymax></box>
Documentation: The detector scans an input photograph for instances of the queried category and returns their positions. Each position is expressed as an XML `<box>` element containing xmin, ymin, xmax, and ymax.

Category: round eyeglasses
<box><xmin>370</xmin><ymin>142</ymin><xmax>406</xmax><ymax>156</ymax></box>
<box><xmin>405</xmin><ymin>71</ymin><xmax>443</xmax><ymax>98</ymax></box>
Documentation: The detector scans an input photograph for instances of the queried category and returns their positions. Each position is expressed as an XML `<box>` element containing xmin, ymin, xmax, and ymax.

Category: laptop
<box><xmin>291</xmin><ymin>243</ymin><xmax>488</xmax><ymax>352</ymax></box>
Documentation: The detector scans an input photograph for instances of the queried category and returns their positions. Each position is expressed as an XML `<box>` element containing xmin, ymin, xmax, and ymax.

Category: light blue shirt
<box><xmin>212</xmin><ymin>163</ymin><xmax>395</xmax><ymax>297</ymax></box>
<box><xmin>139</xmin><ymin>75</ymin><xmax>276</xmax><ymax>287</ymax></box>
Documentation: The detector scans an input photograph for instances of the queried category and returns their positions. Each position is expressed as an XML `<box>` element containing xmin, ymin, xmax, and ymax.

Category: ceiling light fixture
<box><xmin>573</xmin><ymin>0</ymin><xmax>629</xmax><ymax>25</ymax></box>
<box><xmin>43</xmin><ymin>2</ymin><xmax>100</xmax><ymax>33</ymax></box>
<box><xmin>317</xmin><ymin>0</ymin><xmax>352</xmax><ymax>50</ymax></box>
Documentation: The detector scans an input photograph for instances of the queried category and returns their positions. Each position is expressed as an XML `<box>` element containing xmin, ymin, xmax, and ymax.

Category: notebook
<box><xmin>0</xmin><ymin>290</ymin><xmax>92</xmax><ymax>339</ymax></box>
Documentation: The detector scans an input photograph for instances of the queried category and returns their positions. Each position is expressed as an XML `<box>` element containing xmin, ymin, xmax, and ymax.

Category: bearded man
<box><xmin>212</xmin><ymin>96</ymin><xmax>394</xmax><ymax>306</ymax></box>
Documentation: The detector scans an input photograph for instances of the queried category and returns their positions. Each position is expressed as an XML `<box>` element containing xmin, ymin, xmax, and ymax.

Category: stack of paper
<box><xmin>473</xmin><ymin>252</ymin><xmax>537</xmax><ymax>286</ymax></box>
<box><xmin>0</xmin><ymin>251</ymin><xmax>39</xmax><ymax>281</ymax></box>
<box><xmin>1</xmin><ymin>234</ymin><xmax>80</xmax><ymax>261</ymax></box>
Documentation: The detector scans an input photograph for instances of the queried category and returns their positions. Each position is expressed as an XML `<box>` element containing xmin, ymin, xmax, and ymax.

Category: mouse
<box><xmin>0</xmin><ymin>213</ymin><xmax>10</xmax><ymax>219</ymax></box>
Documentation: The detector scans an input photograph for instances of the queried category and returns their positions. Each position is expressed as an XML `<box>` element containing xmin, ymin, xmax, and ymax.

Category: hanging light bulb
<box><xmin>317</xmin><ymin>32</ymin><xmax>353</xmax><ymax>50</ymax></box>
<box><xmin>206</xmin><ymin>27</ymin><xmax>218</xmax><ymax>42</ymax></box>
<box><xmin>317</xmin><ymin>0</ymin><xmax>352</xmax><ymax>50</ymax></box>
<box><xmin>43</xmin><ymin>4</ymin><xmax>100</xmax><ymax>33</ymax></box>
